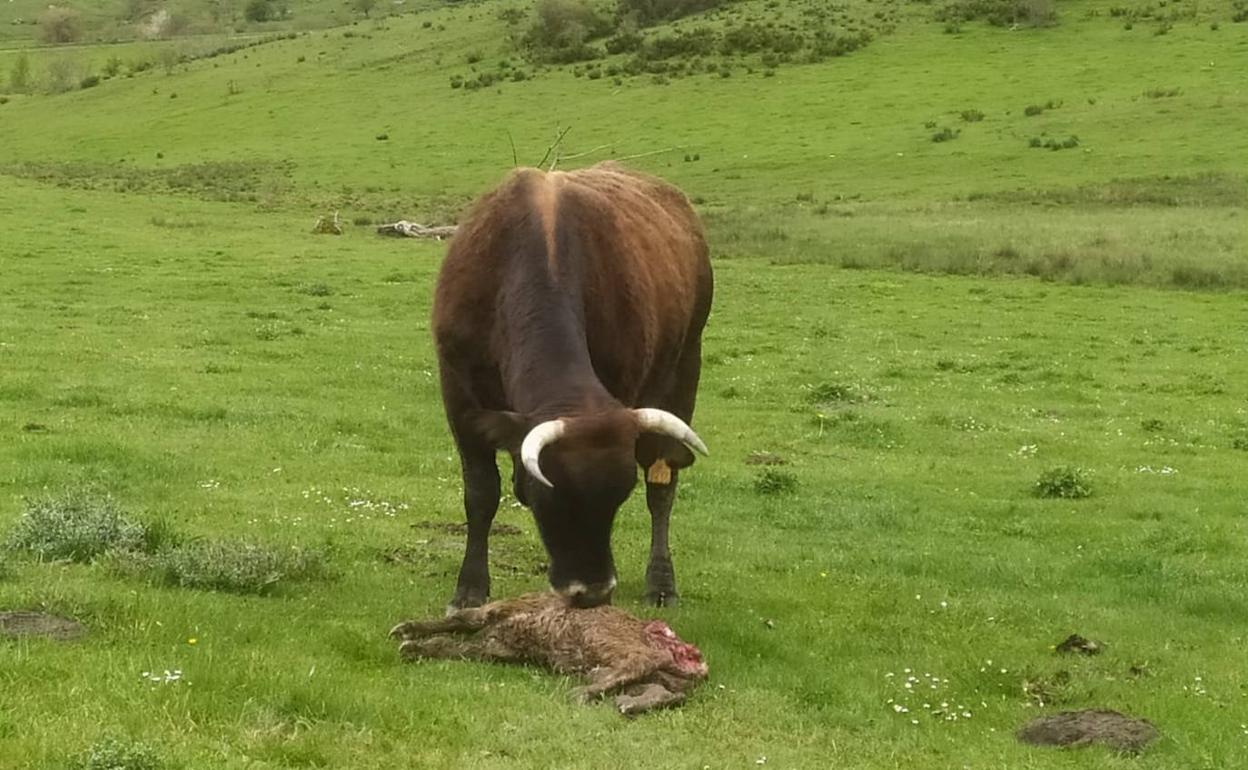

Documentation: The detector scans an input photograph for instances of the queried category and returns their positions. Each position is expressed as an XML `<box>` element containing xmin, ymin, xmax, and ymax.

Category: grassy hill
<box><xmin>3</xmin><ymin>0</ymin><xmax>1248</xmax><ymax>767</ymax></box>
<box><xmin>3</xmin><ymin>0</ymin><xmax>1246</xmax><ymax>285</ymax></box>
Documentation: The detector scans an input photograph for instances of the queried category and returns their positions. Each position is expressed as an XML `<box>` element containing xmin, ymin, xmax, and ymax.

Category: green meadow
<box><xmin>2</xmin><ymin>0</ymin><xmax>1247</xmax><ymax>766</ymax></box>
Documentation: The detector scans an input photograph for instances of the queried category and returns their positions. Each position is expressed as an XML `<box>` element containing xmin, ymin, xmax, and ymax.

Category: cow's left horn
<box><xmin>520</xmin><ymin>419</ymin><xmax>567</xmax><ymax>488</ymax></box>
<box><xmin>634</xmin><ymin>408</ymin><xmax>709</xmax><ymax>456</ymax></box>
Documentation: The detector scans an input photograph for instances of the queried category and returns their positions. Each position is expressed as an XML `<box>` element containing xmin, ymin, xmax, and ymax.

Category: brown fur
<box><xmin>390</xmin><ymin>593</ymin><xmax>708</xmax><ymax>715</ymax></box>
<box><xmin>431</xmin><ymin>162</ymin><xmax>713</xmax><ymax>608</ymax></box>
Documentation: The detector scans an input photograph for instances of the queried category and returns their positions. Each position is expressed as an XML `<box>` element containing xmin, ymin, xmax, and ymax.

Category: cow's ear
<box><xmin>635</xmin><ymin>433</ymin><xmax>697</xmax><ymax>471</ymax></box>
<box><xmin>470</xmin><ymin>410</ymin><xmax>531</xmax><ymax>453</ymax></box>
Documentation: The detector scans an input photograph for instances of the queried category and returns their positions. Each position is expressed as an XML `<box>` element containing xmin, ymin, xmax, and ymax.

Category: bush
<box><xmin>960</xmin><ymin>109</ymin><xmax>985</xmax><ymax>122</ymax></box>
<box><xmin>244</xmin><ymin>0</ymin><xmax>278</xmax><ymax>22</ymax></box>
<box><xmin>123</xmin><ymin>540</ymin><xmax>329</xmax><ymax>594</ymax></box>
<box><xmin>618</xmin><ymin>0</ymin><xmax>731</xmax><ymax>26</ymax></box>
<box><xmin>936</xmin><ymin>0</ymin><xmax>1056</xmax><ymax>27</ymax></box>
<box><xmin>643</xmin><ymin>26</ymin><xmax>717</xmax><ymax>59</ymax></box>
<box><xmin>6</xmin><ymin>490</ymin><xmax>149</xmax><ymax>562</ymax></box>
<box><xmin>809</xmin><ymin>29</ymin><xmax>871</xmax><ymax>60</ymax></box>
<box><xmin>79</xmin><ymin>74</ymin><xmax>101</xmax><ymax>89</ymax></box>
<box><xmin>720</xmin><ymin>23</ymin><xmax>803</xmax><ymax>55</ymax></box>
<box><xmin>931</xmin><ymin>126</ymin><xmax>960</xmax><ymax>142</ymax></box>
<box><xmin>72</xmin><ymin>737</ymin><xmax>164</xmax><ymax>770</ymax></box>
<box><xmin>605</xmin><ymin>29</ymin><xmax>643</xmax><ymax>53</ymax></box>
<box><xmin>524</xmin><ymin>0</ymin><xmax>613</xmax><ymax>61</ymax></box>
<box><xmin>9</xmin><ymin>53</ymin><xmax>31</xmax><ymax>93</ymax></box>
<box><xmin>1034</xmin><ymin>466</ymin><xmax>1092</xmax><ymax>499</ymax></box>
<box><xmin>38</xmin><ymin>7</ymin><xmax>82</xmax><ymax>44</ymax></box>
<box><xmin>754</xmin><ymin>468</ymin><xmax>798</xmax><ymax>495</ymax></box>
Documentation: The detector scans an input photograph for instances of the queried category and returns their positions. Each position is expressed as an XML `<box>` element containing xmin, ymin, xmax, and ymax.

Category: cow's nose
<box><xmin>558</xmin><ymin>577</ymin><xmax>617</xmax><ymax>608</ymax></box>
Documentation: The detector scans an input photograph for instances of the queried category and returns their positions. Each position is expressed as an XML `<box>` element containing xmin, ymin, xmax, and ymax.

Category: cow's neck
<box><xmin>500</xmin><ymin>275</ymin><xmax>616</xmax><ymax>419</ymax></box>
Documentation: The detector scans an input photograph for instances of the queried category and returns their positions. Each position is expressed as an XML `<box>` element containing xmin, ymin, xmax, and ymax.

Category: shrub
<box><xmin>605</xmin><ymin>29</ymin><xmax>643</xmax><ymax>53</ymax></box>
<box><xmin>1034</xmin><ymin>466</ymin><xmax>1092</xmax><ymax>499</ymax></box>
<box><xmin>960</xmin><ymin>109</ymin><xmax>985</xmax><ymax>122</ymax></box>
<box><xmin>931</xmin><ymin>126</ymin><xmax>960</xmax><ymax>142</ymax></box>
<box><xmin>9</xmin><ymin>53</ymin><xmax>31</xmax><ymax>93</ymax></box>
<box><xmin>38</xmin><ymin>7</ymin><xmax>82</xmax><ymax>44</ymax></box>
<box><xmin>125</xmin><ymin>540</ymin><xmax>329</xmax><ymax>594</ymax></box>
<box><xmin>618</xmin><ymin>0</ymin><xmax>732</xmax><ymax>26</ymax></box>
<box><xmin>754</xmin><ymin>468</ymin><xmax>798</xmax><ymax>495</ymax></box>
<box><xmin>79</xmin><ymin>74</ymin><xmax>101</xmax><ymax>89</ymax></box>
<box><xmin>72</xmin><ymin>737</ymin><xmax>164</xmax><ymax>770</ymax></box>
<box><xmin>720</xmin><ymin>22</ymin><xmax>803</xmax><ymax>55</ymax></box>
<box><xmin>937</xmin><ymin>0</ymin><xmax>1056</xmax><ymax>26</ymax></box>
<box><xmin>808</xmin><ymin>29</ymin><xmax>871</xmax><ymax>60</ymax></box>
<box><xmin>524</xmin><ymin>0</ymin><xmax>612</xmax><ymax>61</ymax></box>
<box><xmin>244</xmin><ymin>0</ymin><xmax>279</xmax><ymax>22</ymax></box>
<box><xmin>6</xmin><ymin>490</ymin><xmax>148</xmax><ymax>562</ymax></box>
<box><xmin>643</xmin><ymin>26</ymin><xmax>717</xmax><ymax>58</ymax></box>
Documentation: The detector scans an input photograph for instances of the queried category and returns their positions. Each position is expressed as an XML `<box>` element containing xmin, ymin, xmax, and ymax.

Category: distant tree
<box><xmin>45</xmin><ymin>57</ymin><xmax>83</xmax><ymax>93</ymax></box>
<box><xmin>38</xmin><ymin>6</ymin><xmax>83</xmax><ymax>44</ymax></box>
<box><xmin>244</xmin><ymin>0</ymin><xmax>273</xmax><ymax>22</ymax></box>
<box><xmin>524</xmin><ymin>0</ymin><xmax>613</xmax><ymax>60</ymax></box>
<box><xmin>9</xmin><ymin>52</ymin><xmax>31</xmax><ymax>93</ymax></box>
<box><xmin>354</xmin><ymin>0</ymin><xmax>378</xmax><ymax>17</ymax></box>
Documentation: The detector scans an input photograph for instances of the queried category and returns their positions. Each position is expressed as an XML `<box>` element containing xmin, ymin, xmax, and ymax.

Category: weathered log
<box><xmin>376</xmin><ymin>221</ymin><xmax>459</xmax><ymax>240</ymax></box>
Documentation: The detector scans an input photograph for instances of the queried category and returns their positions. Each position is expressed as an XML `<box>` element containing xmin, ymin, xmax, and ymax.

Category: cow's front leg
<box><xmin>450</xmin><ymin>444</ymin><xmax>500</xmax><ymax>611</ymax></box>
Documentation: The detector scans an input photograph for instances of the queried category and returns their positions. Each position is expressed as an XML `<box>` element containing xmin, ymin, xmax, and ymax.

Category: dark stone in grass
<box><xmin>1017</xmin><ymin>709</ymin><xmax>1158</xmax><ymax>753</ymax></box>
<box><xmin>744</xmin><ymin>451</ymin><xmax>787</xmax><ymax>466</ymax></box>
<box><xmin>1056</xmin><ymin>633</ymin><xmax>1102</xmax><ymax>655</ymax></box>
<box><xmin>0</xmin><ymin>611</ymin><xmax>87</xmax><ymax>641</ymax></box>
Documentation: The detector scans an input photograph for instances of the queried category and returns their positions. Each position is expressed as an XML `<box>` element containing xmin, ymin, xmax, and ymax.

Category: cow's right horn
<box><xmin>634</xmin><ymin>408</ymin><xmax>709</xmax><ymax>456</ymax></box>
<box><xmin>520</xmin><ymin>419</ymin><xmax>567</xmax><ymax>488</ymax></box>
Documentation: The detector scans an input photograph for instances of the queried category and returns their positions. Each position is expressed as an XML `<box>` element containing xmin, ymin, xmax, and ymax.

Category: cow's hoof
<box><xmin>644</xmin><ymin>589</ymin><xmax>679</xmax><ymax>608</ymax></box>
<box><xmin>447</xmin><ymin>588</ymin><xmax>487</xmax><ymax>614</ymax></box>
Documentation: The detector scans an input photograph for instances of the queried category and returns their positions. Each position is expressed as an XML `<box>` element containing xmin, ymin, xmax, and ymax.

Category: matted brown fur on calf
<box><xmin>390</xmin><ymin>592</ymin><xmax>708</xmax><ymax>715</ymax></box>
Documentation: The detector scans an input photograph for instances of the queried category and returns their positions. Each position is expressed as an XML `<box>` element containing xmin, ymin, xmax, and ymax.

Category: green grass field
<box><xmin>3</xmin><ymin>0</ymin><xmax>1248</xmax><ymax>766</ymax></box>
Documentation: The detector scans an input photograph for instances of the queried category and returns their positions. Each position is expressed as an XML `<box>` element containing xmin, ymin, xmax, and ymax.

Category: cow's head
<box><xmin>477</xmin><ymin>408</ymin><xmax>707</xmax><ymax>607</ymax></box>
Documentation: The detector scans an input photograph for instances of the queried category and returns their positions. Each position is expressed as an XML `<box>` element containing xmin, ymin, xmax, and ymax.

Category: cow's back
<box><xmin>433</xmin><ymin>163</ymin><xmax>712</xmax><ymax>410</ymax></box>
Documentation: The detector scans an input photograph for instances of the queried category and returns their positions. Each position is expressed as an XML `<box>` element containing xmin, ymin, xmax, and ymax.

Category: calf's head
<box><xmin>478</xmin><ymin>408</ymin><xmax>707</xmax><ymax>607</ymax></box>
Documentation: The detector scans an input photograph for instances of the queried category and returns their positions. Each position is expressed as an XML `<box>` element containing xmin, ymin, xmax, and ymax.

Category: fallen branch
<box><xmin>376</xmin><ymin>221</ymin><xmax>459</xmax><ymax>240</ymax></box>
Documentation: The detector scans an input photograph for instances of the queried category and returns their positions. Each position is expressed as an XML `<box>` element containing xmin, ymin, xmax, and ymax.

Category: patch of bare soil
<box><xmin>412</xmin><ymin>521</ymin><xmax>523</xmax><ymax>536</ymax></box>
<box><xmin>0</xmin><ymin>611</ymin><xmax>88</xmax><ymax>641</ymax></box>
<box><xmin>1017</xmin><ymin>709</ymin><xmax>1159</xmax><ymax>753</ymax></box>
<box><xmin>744</xmin><ymin>451</ymin><xmax>787</xmax><ymax>466</ymax></box>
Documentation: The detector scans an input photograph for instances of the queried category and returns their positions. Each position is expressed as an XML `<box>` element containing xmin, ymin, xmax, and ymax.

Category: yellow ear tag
<box><xmin>647</xmin><ymin>459</ymin><xmax>673</xmax><ymax>485</ymax></box>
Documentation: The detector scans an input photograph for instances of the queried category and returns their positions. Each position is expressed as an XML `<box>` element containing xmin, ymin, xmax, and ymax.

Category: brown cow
<box><xmin>432</xmin><ymin>162</ymin><xmax>713</xmax><ymax>610</ymax></box>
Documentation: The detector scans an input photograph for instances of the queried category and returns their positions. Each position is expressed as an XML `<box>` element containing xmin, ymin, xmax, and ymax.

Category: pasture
<box><xmin>2</xmin><ymin>0</ymin><xmax>1248</xmax><ymax>766</ymax></box>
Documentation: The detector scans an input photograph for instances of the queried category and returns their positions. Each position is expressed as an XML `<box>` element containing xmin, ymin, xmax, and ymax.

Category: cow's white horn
<box><xmin>520</xmin><ymin>419</ymin><xmax>567</xmax><ymax>488</ymax></box>
<box><xmin>634</xmin><ymin>408</ymin><xmax>709</xmax><ymax>456</ymax></box>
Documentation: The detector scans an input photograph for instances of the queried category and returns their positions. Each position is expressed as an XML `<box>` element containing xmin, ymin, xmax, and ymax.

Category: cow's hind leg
<box><xmin>450</xmin><ymin>441</ymin><xmax>501</xmax><ymax>611</ymax></box>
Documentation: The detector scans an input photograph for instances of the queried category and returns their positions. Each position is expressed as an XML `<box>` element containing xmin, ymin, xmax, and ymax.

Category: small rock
<box><xmin>1056</xmin><ymin>633</ymin><xmax>1102</xmax><ymax>655</ymax></box>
